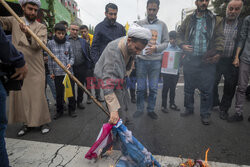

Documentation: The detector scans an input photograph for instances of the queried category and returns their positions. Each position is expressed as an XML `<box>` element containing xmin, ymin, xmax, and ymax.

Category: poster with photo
<box><xmin>142</xmin><ymin>24</ymin><xmax>162</xmax><ymax>56</ymax></box>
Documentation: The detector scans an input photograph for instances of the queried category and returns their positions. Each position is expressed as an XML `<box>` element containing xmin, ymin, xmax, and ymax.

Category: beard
<box><xmin>108</xmin><ymin>18</ymin><xmax>116</xmax><ymax>25</ymax></box>
<box><xmin>226</xmin><ymin>13</ymin><xmax>239</xmax><ymax>21</ymax></box>
<box><xmin>197</xmin><ymin>5</ymin><xmax>207</xmax><ymax>13</ymax></box>
<box><xmin>24</xmin><ymin>13</ymin><xmax>36</xmax><ymax>22</ymax></box>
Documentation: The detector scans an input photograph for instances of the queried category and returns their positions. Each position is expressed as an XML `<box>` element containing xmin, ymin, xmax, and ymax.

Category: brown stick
<box><xmin>0</xmin><ymin>0</ymin><xmax>109</xmax><ymax>116</ymax></box>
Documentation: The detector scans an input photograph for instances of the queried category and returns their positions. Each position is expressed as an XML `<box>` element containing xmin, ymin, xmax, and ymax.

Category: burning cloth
<box><xmin>85</xmin><ymin>120</ymin><xmax>161</xmax><ymax>167</ymax></box>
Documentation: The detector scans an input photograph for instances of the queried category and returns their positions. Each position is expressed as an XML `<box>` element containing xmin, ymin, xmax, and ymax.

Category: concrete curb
<box><xmin>6</xmin><ymin>138</ymin><xmax>249</xmax><ymax>167</ymax></box>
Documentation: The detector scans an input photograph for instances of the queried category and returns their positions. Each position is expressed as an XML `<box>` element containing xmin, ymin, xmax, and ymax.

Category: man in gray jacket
<box><xmin>133</xmin><ymin>0</ymin><xmax>169</xmax><ymax>120</ymax></box>
<box><xmin>94</xmin><ymin>25</ymin><xmax>151</xmax><ymax>125</ymax></box>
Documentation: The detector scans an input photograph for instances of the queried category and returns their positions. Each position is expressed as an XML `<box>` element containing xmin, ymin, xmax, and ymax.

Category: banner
<box><xmin>161</xmin><ymin>51</ymin><xmax>181</xmax><ymax>75</ymax></box>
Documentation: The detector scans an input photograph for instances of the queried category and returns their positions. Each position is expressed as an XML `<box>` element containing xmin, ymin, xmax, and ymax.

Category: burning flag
<box><xmin>85</xmin><ymin>120</ymin><xmax>161</xmax><ymax>167</ymax></box>
<box><xmin>85</xmin><ymin>123</ymin><xmax>113</xmax><ymax>159</ymax></box>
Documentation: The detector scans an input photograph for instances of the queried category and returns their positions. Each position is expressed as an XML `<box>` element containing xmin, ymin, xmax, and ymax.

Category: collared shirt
<box><xmin>47</xmin><ymin>40</ymin><xmax>74</xmax><ymax>76</ymax></box>
<box><xmin>91</xmin><ymin>18</ymin><xmax>126</xmax><ymax>64</ymax></box>
<box><xmin>68</xmin><ymin>36</ymin><xmax>85</xmax><ymax>66</ymax></box>
<box><xmin>192</xmin><ymin>16</ymin><xmax>208</xmax><ymax>56</ymax></box>
<box><xmin>223</xmin><ymin>20</ymin><xmax>238</xmax><ymax>58</ymax></box>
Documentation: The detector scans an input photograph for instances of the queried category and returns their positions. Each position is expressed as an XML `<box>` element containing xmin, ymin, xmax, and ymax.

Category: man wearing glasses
<box><xmin>176</xmin><ymin>0</ymin><xmax>225</xmax><ymax>125</ymax></box>
<box><xmin>90</xmin><ymin>3</ymin><xmax>126</xmax><ymax>102</ymax></box>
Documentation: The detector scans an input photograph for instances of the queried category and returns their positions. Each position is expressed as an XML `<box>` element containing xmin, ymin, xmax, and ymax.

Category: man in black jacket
<box><xmin>91</xmin><ymin>3</ymin><xmax>126</xmax><ymax>102</ymax></box>
<box><xmin>213</xmin><ymin>0</ymin><xmax>243</xmax><ymax>120</ymax></box>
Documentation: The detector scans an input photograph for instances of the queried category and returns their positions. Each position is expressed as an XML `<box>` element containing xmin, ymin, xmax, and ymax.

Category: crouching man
<box><xmin>94</xmin><ymin>24</ymin><xmax>151</xmax><ymax>125</ymax></box>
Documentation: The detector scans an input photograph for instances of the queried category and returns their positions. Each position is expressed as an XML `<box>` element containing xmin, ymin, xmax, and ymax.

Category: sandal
<box><xmin>17</xmin><ymin>125</ymin><xmax>30</xmax><ymax>137</ymax></box>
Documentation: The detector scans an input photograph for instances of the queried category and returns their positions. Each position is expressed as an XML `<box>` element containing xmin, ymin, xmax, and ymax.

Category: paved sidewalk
<box><xmin>6</xmin><ymin>138</ymin><xmax>250</xmax><ymax>167</ymax></box>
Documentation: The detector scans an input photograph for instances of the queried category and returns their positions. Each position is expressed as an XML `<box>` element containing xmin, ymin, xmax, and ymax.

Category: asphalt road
<box><xmin>5</xmin><ymin>83</ymin><xmax>250</xmax><ymax>166</ymax></box>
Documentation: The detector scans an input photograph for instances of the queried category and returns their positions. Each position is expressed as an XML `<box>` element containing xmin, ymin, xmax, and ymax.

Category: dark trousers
<box><xmin>183</xmin><ymin>63</ymin><xmax>216</xmax><ymax>118</ymax></box>
<box><xmin>213</xmin><ymin>58</ymin><xmax>238</xmax><ymax>112</ymax></box>
<box><xmin>0</xmin><ymin>81</ymin><xmax>9</xmax><ymax>167</ymax></box>
<box><xmin>161</xmin><ymin>73</ymin><xmax>179</xmax><ymax>108</ymax></box>
<box><xmin>128</xmin><ymin>69</ymin><xmax>136</xmax><ymax>99</ymax></box>
<box><xmin>54</xmin><ymin>75</ymin><xmax>76</xmax><ymax>113</ymax></box>
<box><xmin>74</xmin><ymin>66</ymin><xmax>98</xmax><ymax>103</ymax></box>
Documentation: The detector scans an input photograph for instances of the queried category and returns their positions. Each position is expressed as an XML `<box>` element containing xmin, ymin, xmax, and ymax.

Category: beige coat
<box><xmin>0</xmin><ymin>16</ymin><xmax>51</xmax><ymax>127</ymax></box>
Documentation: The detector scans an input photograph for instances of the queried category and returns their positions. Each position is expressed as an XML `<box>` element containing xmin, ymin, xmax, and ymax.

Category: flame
<box><xmin>204</xmin><ymin>148</ymin><xmax>210</xmax><ymax>167</ymax></box>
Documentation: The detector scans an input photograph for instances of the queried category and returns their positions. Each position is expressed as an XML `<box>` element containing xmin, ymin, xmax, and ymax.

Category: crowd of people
<box><xmin>1</xmin><ymin>0</ymin><xmax>250</xmax><ymax>166</ymax></box>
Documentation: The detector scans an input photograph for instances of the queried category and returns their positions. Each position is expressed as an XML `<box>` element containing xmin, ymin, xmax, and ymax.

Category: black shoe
<box><xmin>17</xmin><ymin>125</ymin><xmax>30</xmax><ymax>137</ymax></box>
<box><xmin>133</xmin><ymin>111</ymin><xmax>143</xmax><ymax>118</ymax></box>
<box><xmin>53</xmin><ymin>112</ymin><xmax>63</xmax><ymax>120</ymax></box>
<box><xmin>77</xmin><ymin>103</ymin><xmax>85</xmax><ymax>109</ymax></box>
<box><xmin>97</xmin><ymin>96</ymin><xmax>104</xmax><ymax>102</ymax></box>
<box><xmin>147</xmin><ymin>112</ymin><xmax>158</xmax><ymax>120</ymax></box>
<box><xmin>170</xmin><ymin>104</ymin><xmax>180</xmax><ymax>111</ymax></box>
<box><xmin>201</xmin><ymin>116</ymin><xmax>210</xmax><ymax>125</ymax></box>
<box><xmin>131</xmin><ymin>97</ymin><xmax>136</xmax><ymax>103</ymax></box>
<box><xmin>69</xmin><ymin>110</ymin><xmax>77</xmax><ymax>118</ymax></box>
<box><xmin>180</xmin><ymin>110</ymin><xmax>194</xmax><ymax>117</ymax></box>
<box><xmin>219</xmin><ymin>110</ymin><xmax>228</xmax><ymax>120</ymax></box>
<box><xmin>227</xmin><ymin>113</ymin><xmax>243</xmax><ymax>122</ymax></box>
<box><xmin>248</xmin><ymin>116</ymin><xmax>250</xmax><ymax>122</ymax></box>
<box><xmin>87</xmin><ymin>98</ymin><xmax>92</xmax><ymax>104</ymax></box>
<box><xmin>161</xmin><ymin>107</ymin><xmax>169</xmax><ymax>113</ymax></box>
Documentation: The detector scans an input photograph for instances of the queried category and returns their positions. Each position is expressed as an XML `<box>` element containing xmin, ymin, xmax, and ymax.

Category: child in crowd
<box><xmin>161</xmin><ymin>31</ymin><xmax>182</xmax><ymax>113</ymax></box>
<box><xmin>48</xmin><ymin>23</ymin><xmax>76</xmax><ymax>120</ymax></box>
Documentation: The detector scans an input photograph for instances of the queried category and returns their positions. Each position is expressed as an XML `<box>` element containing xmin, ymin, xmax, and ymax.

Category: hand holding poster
<box><xmin>161</xmin><ymin>51</ymin><xmax>181</xmax><ymax>75</ymax></box>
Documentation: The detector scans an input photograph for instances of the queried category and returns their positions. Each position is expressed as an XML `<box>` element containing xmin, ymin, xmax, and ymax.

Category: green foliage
<box><xmin>88</xmin><ymin>24</ymin><xmax>94</xmax><ymax>34</ymax></box>
<box><xmin>43</xmin><ymin>0</ymin><xmax>55</xmax><ymax>33</ymax></box>
<box><xmin>212</xmin><ymin>0</ymin><xmax>250</xmax><ymax>18</ymax></box>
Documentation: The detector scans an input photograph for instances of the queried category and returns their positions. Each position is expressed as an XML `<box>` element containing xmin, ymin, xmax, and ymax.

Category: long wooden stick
<box><xmin>0</xmin><ymin>0</ymin><xmax>110</xmax><ymax>116</ymax></box>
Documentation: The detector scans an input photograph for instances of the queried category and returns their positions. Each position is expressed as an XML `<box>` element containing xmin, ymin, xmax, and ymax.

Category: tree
<box><xmin>212</xmin><ymin>0</ymin><xmax>250</xmax><ymax>18</ymax></box>
<box><xmin>43</xmin><ymin>0</ymin><xmax>55</xmax><ymax>34</ymax></box>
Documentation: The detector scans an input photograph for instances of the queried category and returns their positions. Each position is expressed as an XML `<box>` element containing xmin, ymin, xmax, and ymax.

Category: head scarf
<box><xmin>127</xmin><ymin>24</ymin><xmax>152</xmax><ymax>41</ymax></box>
<box><xmin>19</xmin><ymin>0</ymin><xmax>41</xmax><ymax>8</ymax></box>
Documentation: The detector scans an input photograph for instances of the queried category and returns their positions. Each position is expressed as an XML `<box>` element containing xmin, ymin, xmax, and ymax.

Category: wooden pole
<box><xmin>0</xmin><ymin>0</ymin><xmax>110</xmax><ymax>116</ymax></box>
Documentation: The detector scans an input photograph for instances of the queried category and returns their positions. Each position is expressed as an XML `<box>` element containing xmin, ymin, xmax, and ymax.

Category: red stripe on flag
<box><xmin>162</xmin><ymin>52</ymin><xmax>169</xmax><ymax>68</ymax></box>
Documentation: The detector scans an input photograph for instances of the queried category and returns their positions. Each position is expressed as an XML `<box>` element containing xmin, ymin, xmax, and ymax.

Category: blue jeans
<box><xmin>183</xmin><ymin>63</ymin><xmax>216</xmax><ymax>118</ymax></box>
<box><xmin>136</xmin><ymin>58</ymin><xmax>161</xmax><ymax>113</ymax></box>
<box><xmin>0</xmin><ymin>81</ymin><xmax>9</xmax><ymax>167</ymax></box>
<box><xmin>46</xmin><ymin>74</ymin><xmax>56</xmax><ymax>101</ymax></box>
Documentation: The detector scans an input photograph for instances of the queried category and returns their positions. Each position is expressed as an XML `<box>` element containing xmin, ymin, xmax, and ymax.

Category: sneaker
<box><xmin>212</xmin><ymin>106</ymin><xmax>220</xmax><ymax>112</ymax></box>
<box><xmin>131</xmin><ymin>97</ymin><xmax>136</xmax><ymax>104</ymax></box>
<box><xmin>77</xmin><ymin>103</ymin><xmax>85</xmax><ymax>109</ymax></box>
<box><xmin>133</xmin><ymin>111</ymin><xmax>143</xmax><ymax>118</ymax></box>
<box><xmin>87</xmin><ymin>98</ymin><xmax>92</xmax><ymax>104</ymax></box>
<box><xmin>17</xmin><ymin>125</ymin><xmax>30</xmax><ymax>137</ymax></box>
<box><xmin>147</xmin><ymin>112</ymin><xmax>158</xmax><ymax>120</ymax></box>
<box><xmin>227</xmin><ymin>113</ymin><xmax>243</xmax><ymax>122</ymax></box>
<box><xmin>97</xmin><ymin>96</ymin><xmax>104</xmax><ymax>102</ymax></box>
<box><xmin>219</xmin><ymin>110</ymin><xmax>228</xmax><ymax>120</ymax></box>
<box><xmin>201</xmin><ymin>116</ymin><xmax>210</xmax><ymax>125</ymax></box>
<box><xmin>69</xmin><ymin>110</ymin><xmax>77</xmax><ymax>118</ymax></box>
<box><xmin>180</xmin><ymin>110</ymin><xmax>194</xmax><ymax>117</ymax></box>
<box><xmin>41</xmin><ymin>124</ymin><xmax>50</xmax><ymax>134</ymax></box>
<box><xmin>53</xmin><ymin>112</ymin><xmax>63</xmax><ymax>120</ymax></box>
<box><xmin>161</xmin><ymin>107</ymin><xmax>169</xmax><ymax>113</ymax></box>
<box><xmin>170</xmin><ymin>104</ymin><xmax>180</xmax><ymax>111</ymax></box>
